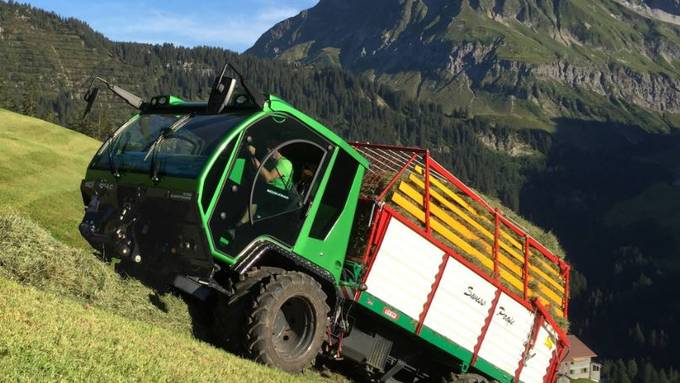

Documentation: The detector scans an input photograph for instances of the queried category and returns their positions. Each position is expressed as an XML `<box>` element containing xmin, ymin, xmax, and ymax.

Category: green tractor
<box><xmin>79</xmin><ymin>65</ymin><xmax>570</xmax><ymax>383</ymax></box>
<box><xmin>80</xmin><ymin>66</ymin><xmax>368</xmax><ymax>373</ymax></box>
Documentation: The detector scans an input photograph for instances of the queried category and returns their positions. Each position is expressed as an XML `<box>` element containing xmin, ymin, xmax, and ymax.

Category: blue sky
<box><xmin>22</xmin><ymin>0</ymin><xmax>318</xmax><ymax>52</ymax></box>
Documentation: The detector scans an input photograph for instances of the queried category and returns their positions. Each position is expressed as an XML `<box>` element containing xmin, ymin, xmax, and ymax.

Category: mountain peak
<box><xmin>248</xmin><ymin>0</ymin><xmax>680</xmax><ymax>126</ymax></box>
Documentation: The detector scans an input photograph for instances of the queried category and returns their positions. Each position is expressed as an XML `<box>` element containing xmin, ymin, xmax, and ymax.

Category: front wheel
<box><xmin>245</xmin><ymin>271</ymin><xmax>330</xmax><ymax>373</ymax></box>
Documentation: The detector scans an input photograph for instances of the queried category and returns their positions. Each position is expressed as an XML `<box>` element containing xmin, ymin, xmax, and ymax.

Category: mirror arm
<box><xmin>228</xmin><ymin>63</ymin><xmax>266</xmax><ymax>109</ymax></box>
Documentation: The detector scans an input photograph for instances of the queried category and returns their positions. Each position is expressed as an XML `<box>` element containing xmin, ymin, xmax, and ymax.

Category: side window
<box><xmin>200</xmin><ymin>138</ymin><xmax>237</xmax><ymax>214</ymax></box>
<box><xmin>250</xmin><ymin>140</ymin><xmax>325</xmax><ymax>223</ymax></box>
<box><xmin>310</xmin><ymin>150</ymin><xmax>358</xmax><ymax>239</ymax></box>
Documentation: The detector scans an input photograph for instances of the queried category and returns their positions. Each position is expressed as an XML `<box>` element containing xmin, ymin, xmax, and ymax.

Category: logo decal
<box><xmin>544</xmin><ymin>336</ymin><xmax>555</xmax><ymax>349</ymax></box>
<box><xmin>464</xmin><ymin>286</ymin><xmax>487</xmax><ymax>306</ymax></box>
<box><xmin>383</xmin><ymin>308</ymin><xmax>399</xmax><ymax>320</ymax></box>
<box><xmin>497</xmin><ymin>306</ymin><xmax>516</xmax><ymax>325</ymax></box>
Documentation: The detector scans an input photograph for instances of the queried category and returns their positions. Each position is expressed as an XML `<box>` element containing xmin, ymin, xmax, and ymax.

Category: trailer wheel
<box><xmin>213</xmin><ymin>266</ymin><xmax>283</xmax><ymax>354</ymax></box>
<box><xmin>245</xmin><ymin>271</ymin><xmax>329</xmax><ymax>372</ymax></box>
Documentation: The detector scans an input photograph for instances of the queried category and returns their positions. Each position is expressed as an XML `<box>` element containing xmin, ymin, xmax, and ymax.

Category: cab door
<box><xmin>207</xmin><ymin>114</ymin><xmax>331</xmax><ymax>259</ymax></box>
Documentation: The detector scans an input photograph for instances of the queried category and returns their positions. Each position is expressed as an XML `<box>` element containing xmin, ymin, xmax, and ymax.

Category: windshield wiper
<box><xmin>106</xmin><ymin>134</ymin><xmax>121</xmax><ymax>178</ymax></box>
<box><xmin>145</xmin><ymin>115</ymin><xmax>192</xmax><ymax>182</ymax></box>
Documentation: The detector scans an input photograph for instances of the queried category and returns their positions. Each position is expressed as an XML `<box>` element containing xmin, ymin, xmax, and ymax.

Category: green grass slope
<box><xmin>0</xmin><ymin>108</ymin><xmax>99</xmax><ymax>248</ymax></box>
<box><xmin>0</xmin><ymin>110</ymin><xmax>328</xmax><ymax>382</ymax></box>
<box><xmin>0</xmin><ymin>276</ymin><xmax>323</xmax><ymax>383</ymax></box>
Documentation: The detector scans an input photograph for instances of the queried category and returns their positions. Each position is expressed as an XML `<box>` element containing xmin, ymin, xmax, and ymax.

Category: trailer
<box><xmin>339</xmin><ymin>144</ymin><xmax>570</xmax><ymax>382</ymax></box>
<box><xmin>78</xmin><ymin>67</ymin><xmax>570</xmax><ymax>383</ymax></box>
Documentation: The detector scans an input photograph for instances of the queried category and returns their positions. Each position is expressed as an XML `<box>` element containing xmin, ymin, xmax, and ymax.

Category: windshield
<box><xmin>91</xmin><ymin>113</ymin><xmax>248</xmax><ymax>178</ymax></box>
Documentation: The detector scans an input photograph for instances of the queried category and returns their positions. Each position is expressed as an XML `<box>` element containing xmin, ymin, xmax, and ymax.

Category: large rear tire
<box><xmin>213</xmin><ymin>267</ymin><xmax>283</xmax><ymax>354</ymax></box>
<box><xmin>245</xmin><ymin>271</ymin><xmax>330</xmax><ymax>373</ymax></box>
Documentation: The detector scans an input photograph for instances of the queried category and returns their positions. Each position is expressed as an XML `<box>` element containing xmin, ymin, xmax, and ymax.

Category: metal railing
<box><xmin>352</xmin><ymin>142</ymin><xmax>571</xmax><ymax>318</ymax></box>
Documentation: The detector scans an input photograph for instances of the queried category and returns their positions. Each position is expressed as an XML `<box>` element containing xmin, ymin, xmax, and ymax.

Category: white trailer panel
<box><xmin>477</xmin><ymin>293</ymin><xmax>535</xmax><ymax>378</ymax></box>
<box><xmin>364</xmin><ymin>218</ymin><xmax>444</xmax><ymax>320</ymax></box>
<box><xmin>423</xmin><ymin>257</ymin><xmax>499</xmax><ymax>352</ymax></box>
<box><xmin>361</xmin><ymin>215</ymin><xmax>565</xmax><ymax>383</ymax></box>
<box><xmin>518</xmin><ymin>324</ymin><xmax>558</xmax><ymax>383</ymax></box>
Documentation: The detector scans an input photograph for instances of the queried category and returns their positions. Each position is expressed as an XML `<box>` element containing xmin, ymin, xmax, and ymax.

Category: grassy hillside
<box><xmin>0</xmin><ymin>110</ymin><xmax>330</xmax><ymax>382</ymax></box>
<box><xmin>0</xmin><ymin>109</ymin><xmax>98</xmax><ymax>248</ymax></box>
<box><xmin>0</xmin><ymin>276</ymin><xmax>323</xmax><ymax>383</ymax></box>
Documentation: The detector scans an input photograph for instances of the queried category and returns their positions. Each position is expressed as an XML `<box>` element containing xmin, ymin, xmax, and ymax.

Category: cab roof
<box><xmin>141</xmin><ymin>94</ymin><xmax>370</xmax><ymax>169</ymax></box>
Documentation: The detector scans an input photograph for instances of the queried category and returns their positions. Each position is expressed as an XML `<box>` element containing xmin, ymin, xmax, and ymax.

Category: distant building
<box><xmin>556</xmin><ymin>335</ymin><xmax>601</xmax><ymax>382</ymax></box>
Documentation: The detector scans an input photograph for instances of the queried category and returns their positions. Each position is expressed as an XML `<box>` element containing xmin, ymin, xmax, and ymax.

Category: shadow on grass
<box><xmin>104</xmin><ymin>255</ymin><xmax>219</xmax><ymax>346</ymax></box>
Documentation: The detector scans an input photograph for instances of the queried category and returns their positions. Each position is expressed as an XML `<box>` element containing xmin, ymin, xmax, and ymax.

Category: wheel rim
<box><xmin>272</xmin><ymin>295</ymin><xmax>316</xmax><ymax>359</ymax></box>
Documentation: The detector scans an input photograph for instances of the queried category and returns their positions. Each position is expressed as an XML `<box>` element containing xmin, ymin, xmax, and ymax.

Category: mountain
<box><xmin>249</xmin><ymin>0</ymin><xmax>680</xmax><ymax>132</ymax></box>
<box><xmin>250</xmin><ymin>0</ymin><xmax>680</xmax><ymax>373</ymax></box>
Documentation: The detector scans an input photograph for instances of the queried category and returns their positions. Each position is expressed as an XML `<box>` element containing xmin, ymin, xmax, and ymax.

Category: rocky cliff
<box><xmin>249</xmin><ymin>0</ymin><xmax>680</xmax><ymax>131</ymax></box>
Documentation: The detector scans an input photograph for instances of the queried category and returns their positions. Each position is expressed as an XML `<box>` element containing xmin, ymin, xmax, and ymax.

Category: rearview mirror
<box><xmin>82</xmin><ymin>87</ymin><xmax>100</xmax><ymax>118</ymax></box>
<box><xmin>207</xmin><ymin>64</ymin><xmax>237</xmax><ymax>114</ymax></box>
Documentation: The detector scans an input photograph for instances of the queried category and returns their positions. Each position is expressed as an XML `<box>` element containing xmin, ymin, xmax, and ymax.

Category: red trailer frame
<box><xmin>351</xmin><ymin>142</ymin><xmax>571</xmax><ymax>383</ymax></box>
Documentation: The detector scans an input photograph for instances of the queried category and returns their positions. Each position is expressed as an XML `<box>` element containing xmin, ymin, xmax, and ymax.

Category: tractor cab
<box><xmin>79</xmin><ymin>69</ymin><xmax>367</xmax><ymax>290</ymax></box>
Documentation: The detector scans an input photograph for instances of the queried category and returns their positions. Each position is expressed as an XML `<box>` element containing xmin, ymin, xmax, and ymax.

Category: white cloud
<box><xmin>95</xmin><ymin>3</ymin><xmax>307</xmax><ymax>51</ymax></box>
<box><xmin>256</xmin><ymin>7</ymin><xmax>300</xmax><ymax>23</ymax></box>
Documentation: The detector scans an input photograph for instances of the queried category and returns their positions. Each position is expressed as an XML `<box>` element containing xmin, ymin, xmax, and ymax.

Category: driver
<box><xmin>247</xmin><ymin>141</ymin><xmax>293</xmax><ymax>190</ymax></box>
<box><xmin>226</xmin><ymin>140</ymin><xmax>294</xmax><ymax>239</ymax></box>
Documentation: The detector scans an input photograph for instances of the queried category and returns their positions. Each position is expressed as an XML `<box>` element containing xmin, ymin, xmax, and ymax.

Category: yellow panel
<box><xmin>531</xmin><ymin>252</ymin><xmax>562</xmax><ymax>280</ymax></box>
<box><xmin>398</xmin><ymin>182</ymin><xmax>493</xmax><ymax>256</ymax></box>
<box><xmin>499</xmin><ymin>229</ymin><xmax>525</xmax><ymax>252</ymax></box>
<box><xmin>432</xmin><ymin>203</ymin><xmax>527</xmax><ymax>278</ymax></box>
<box><xmin>533</xmin><ymin>296</ymin><xmax>564</xmax><ymax>318</ymax></box>
<box><xmin>529</xmin><ymin>264</ymin><xmax>565</xmax><ymax>293</ymax></box>
<box><xmin>398</xmin><ymin>172</ymin><xmax>566</xmax><ymax>306</ymax></box>
<box><xmin>403</xmin><ymin>179</ymin><xmax>533</xmax><ymax>281</ymax></box>
<box><xmin>413</xmin><ymin>166</ymin><xmax>479</xmax><ymax>216</ymax></box>
<box><xmin>409</xmin><ymin>174</ymin><xmax>527</xmax><ymax>266</ymax></box>
<box><xmin>392</xmin><ymin>191</ymin><xmax>426</xmax><ymax>221</ymax></box>
<box><xmin>391</xmin><ymin>192</ymin><xmax>493</xmax><ymax>271</ymax></box>
<box><xmin>499</xmin><ymin>268</ymin><xmax>525</xmax><ymax>296</ymax></box>
<box><xmin>410</xmin><ymin>168</ymin><xmax>555</xmax><ymax>274</ymax></box>
<box><xmin>391</xmin><ymin>191</ymin><xmax>527</xmax><ymax>293</ymax></box>
<box><xmin>399</xmin><ymin>182</ymin><xmax>527</xmax><ymax>279</ymax></box>
<box><xmin>529</xmin><ymin>278</ymin><xmax>563</xmax><ymax>307</ymax></box>
<box><xmin>407</xmin><ymin>172</ymin><xmax>564</xmax><ymax>289</ymax></box>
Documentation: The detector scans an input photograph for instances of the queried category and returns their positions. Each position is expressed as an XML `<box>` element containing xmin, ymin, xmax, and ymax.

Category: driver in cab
<box><xmin>226</xmin><ymin>141</ymin><xmax>295</xmax><ymax>240</ymax></box>
<box><xmin>247</xmin><ymin>142</ymin><xmax>293</xmax><ymax>191</ymax></box>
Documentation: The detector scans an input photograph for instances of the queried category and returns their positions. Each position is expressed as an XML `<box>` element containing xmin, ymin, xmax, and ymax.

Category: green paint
<box><xmin>340</xmin><ymin>261</ymin><xmax>364</xmax><ymax>287</ymax></box>
<box><xmin>88</xmin><ymin>94</ymin><xmax>371</xmax><ymax>290</ymax></box>
<box><xmin>197</xmin><ymin>97</ymin><xmax>370</xmax><ymax>271</ymax></box>
<box><xmin>197</xmin><ymin>112</ymin><xmax>267</xmax><ymax>264</ymax></box>
<box><xmin>293</xmin><ymin>151</ymin><xmax>365</xmax><ymax>283</ymax></box>
<box><xmin>168</xmin><ymin>96</ymin><xmax>184</xmax><ymax>105</ymax></box>
<box><xmin>472</xmin><ymin>358</ymin><xmax>514</xmax><ymax>383</ymax></box>
<box><xmin>228</xmin><ymin>158</ymin><xmax>246</xmax><ymax>184</ymax></box>
<box><xmin>357</xmin><ymin>292</ymin><xmax>418</xmax><ymax>333</ymax></box>
<box><xmin>82</xmin><ymin>92</ymin><xmax>520</xmax><ymax>383</ymax></box>
<box><xmin>418</xmin><ymin>326</ymin><xmax>475</xmax><ymax>368</ymax></box>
